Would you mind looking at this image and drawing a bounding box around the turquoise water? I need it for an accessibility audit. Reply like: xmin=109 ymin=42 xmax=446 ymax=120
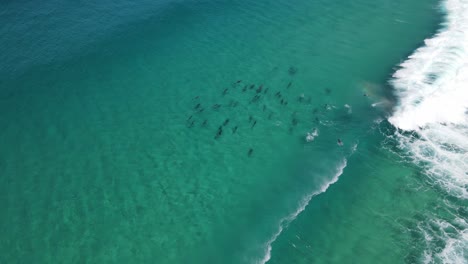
xmin=2 ymin=0 xmax=465 ymax=263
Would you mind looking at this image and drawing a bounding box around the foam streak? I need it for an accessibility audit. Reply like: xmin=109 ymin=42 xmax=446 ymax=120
xmin=258 ymin=159 xmax=348 ymax=264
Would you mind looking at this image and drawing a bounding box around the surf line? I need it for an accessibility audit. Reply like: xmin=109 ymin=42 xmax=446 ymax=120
xmin=387 ymin=0 xmax=468 ymax=260
xmin=258 ymin=159 xmax=348 ymax=264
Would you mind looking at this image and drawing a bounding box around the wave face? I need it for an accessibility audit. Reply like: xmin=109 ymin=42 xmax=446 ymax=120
xmin=389 ymin=0 xmax=468 ymax=262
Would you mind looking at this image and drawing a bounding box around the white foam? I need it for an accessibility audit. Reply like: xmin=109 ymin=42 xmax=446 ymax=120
xmin=389 ymin=0 xmax=468 ymax=262
xmin=344 ymin=104 xmax=352 ymax=114
xmin=419 ymin=217 xmax=468 ymax=264
xmin=389 ymin=0 xmax=468 ymax=130
xmin=390 ymin=0 xmax=468 ymax=198
xmin=351 ymin=143 xmax=358 ymax=153
xmin=258 ymin=159 xmax=348 ymax=264
xmin=371 ymin=101 xmax=384 ymax=108
xmin=305 ymin=128 xmax=319 ymax=142
xmin=438 ymin=228 xmax=468 ymax=264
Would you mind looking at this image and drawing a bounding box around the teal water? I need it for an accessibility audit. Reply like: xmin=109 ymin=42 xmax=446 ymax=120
xmin=1 ymin=0 xmax=459 ymax=263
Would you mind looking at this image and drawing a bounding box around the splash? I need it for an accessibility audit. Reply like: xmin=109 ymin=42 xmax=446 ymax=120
xmin=305 ymin=128 xmax=319 ymax=142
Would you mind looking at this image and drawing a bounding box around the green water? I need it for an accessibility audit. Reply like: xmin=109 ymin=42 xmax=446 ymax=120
xmin=0 ymin=0 xmax=445 ymax=263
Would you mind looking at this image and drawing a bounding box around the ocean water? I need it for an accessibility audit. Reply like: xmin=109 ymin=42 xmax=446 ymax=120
xmin=0 ymin=0 xmax=466 ymax=263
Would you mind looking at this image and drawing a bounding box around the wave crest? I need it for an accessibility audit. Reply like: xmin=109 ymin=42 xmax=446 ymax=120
xmin=258 ymin=159 xmax=348 ymax=264
xmin=389 ymin=0 xmax=468 ymax=130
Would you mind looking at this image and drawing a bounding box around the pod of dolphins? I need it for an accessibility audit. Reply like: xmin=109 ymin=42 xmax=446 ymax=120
xmin=185 ymin=66 xmax=343 ymax=157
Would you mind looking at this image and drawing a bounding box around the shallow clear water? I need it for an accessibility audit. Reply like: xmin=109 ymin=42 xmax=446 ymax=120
xmin=2 ymin=0 xmax=464 ymax=263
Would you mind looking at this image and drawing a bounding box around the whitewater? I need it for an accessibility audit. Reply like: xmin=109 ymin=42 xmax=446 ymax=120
xmin=389 ymin=0 xmax=468 ymax=262
xmin=257 ymin=159 xmax=348 ymax=264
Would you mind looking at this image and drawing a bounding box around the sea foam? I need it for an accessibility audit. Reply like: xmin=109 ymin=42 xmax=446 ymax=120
xmin=389 ymin=0 xmax=468 ymax=198
xmin=389 ymin=0 xmax=468 ymax=131
xmin=258 ymin=159 xmax=348 ymax=264
xmin=389 ymin=0 xmax=468 ymax=262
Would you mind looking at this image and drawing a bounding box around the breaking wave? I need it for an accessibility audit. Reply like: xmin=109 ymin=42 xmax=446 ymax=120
xmin=389 ymin=0 xmax=468 ymax=262
xmin=258 ymin=159 xmax=348 ymax=264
